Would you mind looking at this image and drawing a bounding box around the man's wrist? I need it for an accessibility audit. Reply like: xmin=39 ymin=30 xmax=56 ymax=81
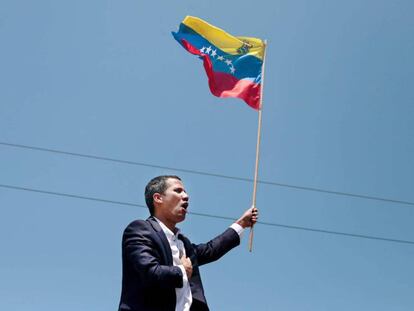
xmin=236 ymin=218 xmax=249 ymax=228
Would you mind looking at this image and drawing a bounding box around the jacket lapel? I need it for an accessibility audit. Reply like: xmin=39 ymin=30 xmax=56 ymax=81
xmin=147 ymin=216 xmax=173 ymax=265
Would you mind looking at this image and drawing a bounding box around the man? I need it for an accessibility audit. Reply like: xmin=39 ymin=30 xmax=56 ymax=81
xmin=118 ymin=175 xmax=258 ymax=311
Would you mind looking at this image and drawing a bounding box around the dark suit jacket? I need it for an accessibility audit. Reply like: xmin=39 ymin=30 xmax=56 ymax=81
xmin=118 ymin=216 xmax=240 ymax=311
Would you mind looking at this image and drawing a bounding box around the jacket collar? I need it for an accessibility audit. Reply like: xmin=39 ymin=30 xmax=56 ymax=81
xmin=147 ymin=216 xmax=162 ymax=232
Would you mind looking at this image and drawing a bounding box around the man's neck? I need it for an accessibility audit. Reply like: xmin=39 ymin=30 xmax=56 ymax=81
xmin=154 ymin=215 xmax=177 ymax=233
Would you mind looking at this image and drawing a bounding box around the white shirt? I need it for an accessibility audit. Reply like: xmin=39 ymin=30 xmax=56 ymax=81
xmin=154 ymin=218 xmax=244 ymax=311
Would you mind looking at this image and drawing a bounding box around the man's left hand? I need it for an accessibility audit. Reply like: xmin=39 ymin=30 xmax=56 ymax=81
xmin=236 ymin=206 xmax=259 ymax=228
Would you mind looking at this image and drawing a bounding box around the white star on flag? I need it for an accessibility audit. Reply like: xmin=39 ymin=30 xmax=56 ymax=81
xmin=217 ymin=55 xmax=224 ymax=61
xmin=205 ymin=46 xmax=212 ymax=54
xmin=200 ymin=47 xmax=206 ymax=53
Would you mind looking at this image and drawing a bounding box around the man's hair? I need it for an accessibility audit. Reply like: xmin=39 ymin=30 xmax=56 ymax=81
xmin=144 ymin=175 xmax=182 ymax=215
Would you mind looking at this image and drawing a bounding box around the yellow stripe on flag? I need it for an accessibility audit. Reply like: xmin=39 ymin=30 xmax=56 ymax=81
xmin=182 ymin=16 xmax=265 ymax=60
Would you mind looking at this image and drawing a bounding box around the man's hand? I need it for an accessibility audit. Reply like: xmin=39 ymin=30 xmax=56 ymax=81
xmin=236 ymin=206 xmax=259 ymax=228
xmin=180 ymin=255 xmax=193 ymax=279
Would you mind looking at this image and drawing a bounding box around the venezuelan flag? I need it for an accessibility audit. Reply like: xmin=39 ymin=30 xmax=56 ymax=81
xmin=172 ymin=16 xmax=265 ymax=110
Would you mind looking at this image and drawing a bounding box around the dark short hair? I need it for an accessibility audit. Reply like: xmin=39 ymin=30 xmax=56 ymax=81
xmin=144 ymin=175 xmax=182 ymax=215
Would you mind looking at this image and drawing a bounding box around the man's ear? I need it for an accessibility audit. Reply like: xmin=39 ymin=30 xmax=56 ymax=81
xmin=153 ymin=193 xmax=162 ymax=205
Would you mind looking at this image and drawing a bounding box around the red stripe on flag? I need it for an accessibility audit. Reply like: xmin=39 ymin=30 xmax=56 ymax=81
xmin=181 ymin=39 xmax=261 ymax=110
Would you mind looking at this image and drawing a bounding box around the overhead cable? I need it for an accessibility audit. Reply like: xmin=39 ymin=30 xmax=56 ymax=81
xmin=1 ymin=141 xmax=413 ymax=207
xmin=1 ymin=183 xmax=413 ymax=246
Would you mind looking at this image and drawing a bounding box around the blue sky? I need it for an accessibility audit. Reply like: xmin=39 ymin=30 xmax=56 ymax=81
xmin=1 ymin=1 xmax=414 ymax=310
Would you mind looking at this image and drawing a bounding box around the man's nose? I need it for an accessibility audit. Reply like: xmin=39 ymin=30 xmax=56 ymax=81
xmin=182 ymin=192 xmax=189 ymax=201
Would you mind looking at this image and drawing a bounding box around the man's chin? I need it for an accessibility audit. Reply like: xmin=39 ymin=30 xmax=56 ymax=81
xmin=176 ymin=214 xmax=186 ymax=223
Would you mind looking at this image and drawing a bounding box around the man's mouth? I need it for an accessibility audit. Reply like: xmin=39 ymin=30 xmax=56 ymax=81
xmin=181 ymin=202 xmax=189 ymax=209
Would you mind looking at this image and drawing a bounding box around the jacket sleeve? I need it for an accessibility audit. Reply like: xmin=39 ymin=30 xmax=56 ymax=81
xmin=123 ymin=220 xmax=183 ymax=288
xmin=194 ymin=227 xmax=240 ymax=266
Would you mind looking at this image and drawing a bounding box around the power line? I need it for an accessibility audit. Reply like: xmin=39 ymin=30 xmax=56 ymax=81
xmin=0 ymin=183 xmax=140 ymax=208
xmin=1 ymin=183 xmax=413 ymax=246
xmin=1 ymin=141 xmax=414 ymax=207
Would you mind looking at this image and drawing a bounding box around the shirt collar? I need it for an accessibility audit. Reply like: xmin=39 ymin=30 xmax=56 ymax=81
xmin=154 ymin=217 xmax=181 ymax=242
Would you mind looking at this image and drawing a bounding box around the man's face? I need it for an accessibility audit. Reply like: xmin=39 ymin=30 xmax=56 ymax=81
xmin=155 ymin=178 xmax=189 ymax=227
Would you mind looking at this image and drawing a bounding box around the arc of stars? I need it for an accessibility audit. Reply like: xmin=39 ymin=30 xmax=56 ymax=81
xmin=199 ymin=45 xmax=236 ymax=75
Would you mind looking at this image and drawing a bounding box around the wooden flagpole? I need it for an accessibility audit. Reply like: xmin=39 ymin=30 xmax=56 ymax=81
xmin=249 ymin=39 xmax=267 ymax=252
